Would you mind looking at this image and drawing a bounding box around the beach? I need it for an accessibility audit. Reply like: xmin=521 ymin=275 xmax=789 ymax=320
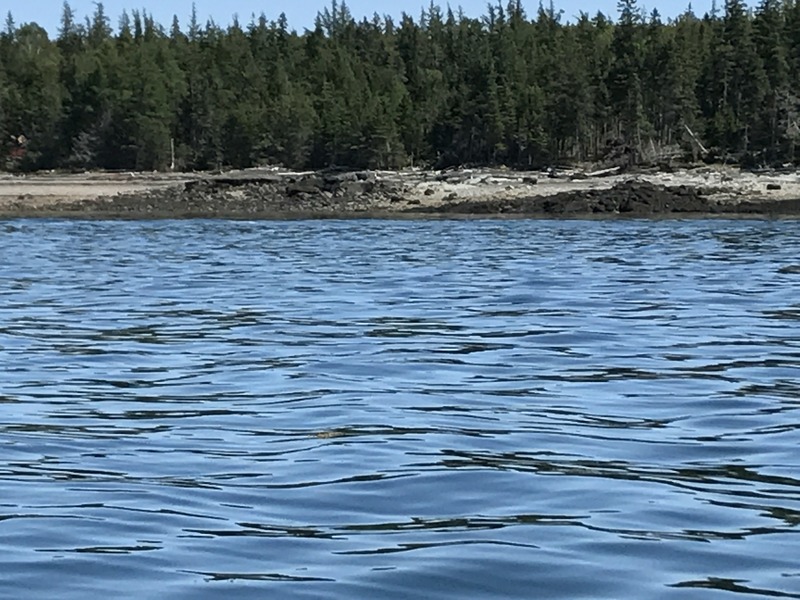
xmin=2 ymin=166 xmax=800 ymax=218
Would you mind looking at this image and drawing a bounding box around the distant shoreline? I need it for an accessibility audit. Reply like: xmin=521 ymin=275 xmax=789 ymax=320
xmin=2 ymin=166 xmax=800 ymax=219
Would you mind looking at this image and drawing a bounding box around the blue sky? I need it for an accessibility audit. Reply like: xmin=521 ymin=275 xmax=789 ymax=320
xmin=10 ymin=0 xmax=713 ymax=35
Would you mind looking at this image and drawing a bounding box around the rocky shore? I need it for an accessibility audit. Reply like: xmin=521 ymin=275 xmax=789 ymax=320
xmin=2 ymin=166 xmax=800 ymax=219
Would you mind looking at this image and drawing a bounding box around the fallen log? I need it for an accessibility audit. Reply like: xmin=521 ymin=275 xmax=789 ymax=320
xmin=684 ymin=124 xmax=709 ymax=155
xmin=586 ymin=166 xmax=621 ymax=178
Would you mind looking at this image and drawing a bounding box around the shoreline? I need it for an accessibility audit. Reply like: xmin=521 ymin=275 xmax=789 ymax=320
xmin=2 ymin=166 xmax=800 ymax=219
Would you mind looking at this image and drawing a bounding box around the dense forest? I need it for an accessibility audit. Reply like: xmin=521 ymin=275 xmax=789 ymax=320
xmin=1 ymin=0 xmax=799 ymax=172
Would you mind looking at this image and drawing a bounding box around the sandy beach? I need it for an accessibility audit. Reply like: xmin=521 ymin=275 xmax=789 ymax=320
xmin=0 ymin=171 xmax=199 ymax=210
xmin=2 ymin=166 xmax=800 ymax=218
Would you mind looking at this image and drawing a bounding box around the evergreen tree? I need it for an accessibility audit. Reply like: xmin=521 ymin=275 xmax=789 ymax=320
xmin=3 ymin=1 xmax=800 ymax=171
xmin=753 ymin=0 xmax=789 ymax=160
xmin=3 ymin=23 xmax=63 ymax=169
xmin=704 ymin=0 xmax=766 ymax=156
xmin=670 ymin=9 xmax=704 ymax=154
xmin=608 ymin=0 xmax=646 ymax=157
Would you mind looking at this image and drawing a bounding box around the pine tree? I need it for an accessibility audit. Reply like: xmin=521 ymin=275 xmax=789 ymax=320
xmin=608 ymin=0 xmax=646 ymax=160
xmin=3 ymin=23 xmax=63 ymax=169
xmin=704 ymin=0 xmax=767 ymax=157
xmin=669 ymin=9 xmax=703 ymax=157
xmin=2 ymin=0 xmax=800 ymax=171
xmin=753 ymin=0 xmax=789 ymax=160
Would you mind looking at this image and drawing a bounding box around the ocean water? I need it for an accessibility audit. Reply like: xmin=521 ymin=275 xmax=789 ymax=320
xmin=1 ymin=218 xmax=799 ymax=599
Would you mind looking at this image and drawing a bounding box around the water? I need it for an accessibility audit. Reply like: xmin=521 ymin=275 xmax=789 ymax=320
xmin=1 ymin=218 xmax=799 ymax=599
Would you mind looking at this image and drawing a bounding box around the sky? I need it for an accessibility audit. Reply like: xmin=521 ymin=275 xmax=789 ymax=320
xmin=8 ymin=0 xmax=715 ymax=35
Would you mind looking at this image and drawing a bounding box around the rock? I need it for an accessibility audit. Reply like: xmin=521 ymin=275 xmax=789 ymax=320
xmin=10 ymin=166 xmax=800 ymax=219
xmin=409 ymin=179 xmax=714 ymax=216
xmin=285 ymin=184 xmax=314 ymax=196
xmin=324 ymin=172 xmax=358 ymax=184
xmin=340 ymin=182 xmax=367 ymax=196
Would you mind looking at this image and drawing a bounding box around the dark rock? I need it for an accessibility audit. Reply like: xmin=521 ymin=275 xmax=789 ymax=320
xmin=767 ymin=183 xmax=782 ymax=190
xmin=324 ymin=172 xmax=358 ymax=185
xmin=285 ymin=184 xmax=314 ymax=196
xmin=14 ymin=169 xmax=800 ymax=219
xmin=413 ymin=179 xmax=716 ymax=217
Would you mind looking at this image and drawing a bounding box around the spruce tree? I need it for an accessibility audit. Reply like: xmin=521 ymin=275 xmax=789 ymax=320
xmin=608 ymin=0 xmax=646 ymax=160
xmin=753 ymin=0 xmax=789 ymax=160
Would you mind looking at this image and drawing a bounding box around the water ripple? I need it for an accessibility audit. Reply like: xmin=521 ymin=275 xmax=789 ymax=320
xmin=1 ymin=218 xmax=799 ymax=599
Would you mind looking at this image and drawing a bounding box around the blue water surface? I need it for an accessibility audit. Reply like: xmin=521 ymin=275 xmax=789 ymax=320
xmin=1 ymin=218 xmax=799 ymax=599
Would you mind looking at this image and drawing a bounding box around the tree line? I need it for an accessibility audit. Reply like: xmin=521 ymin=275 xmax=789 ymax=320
xmin=1 ymin=0 xmax=799 ymax=172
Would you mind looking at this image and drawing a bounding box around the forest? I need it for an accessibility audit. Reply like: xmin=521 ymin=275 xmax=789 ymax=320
xmin=1 ymin=0 xmax=799 ymax=172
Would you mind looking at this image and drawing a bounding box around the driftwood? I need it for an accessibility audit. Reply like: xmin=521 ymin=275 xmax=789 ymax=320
xmin=684 ymin=124 xmax=709 ymax=155
xmin=585 ymin=166 xmax=621 ymax=178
